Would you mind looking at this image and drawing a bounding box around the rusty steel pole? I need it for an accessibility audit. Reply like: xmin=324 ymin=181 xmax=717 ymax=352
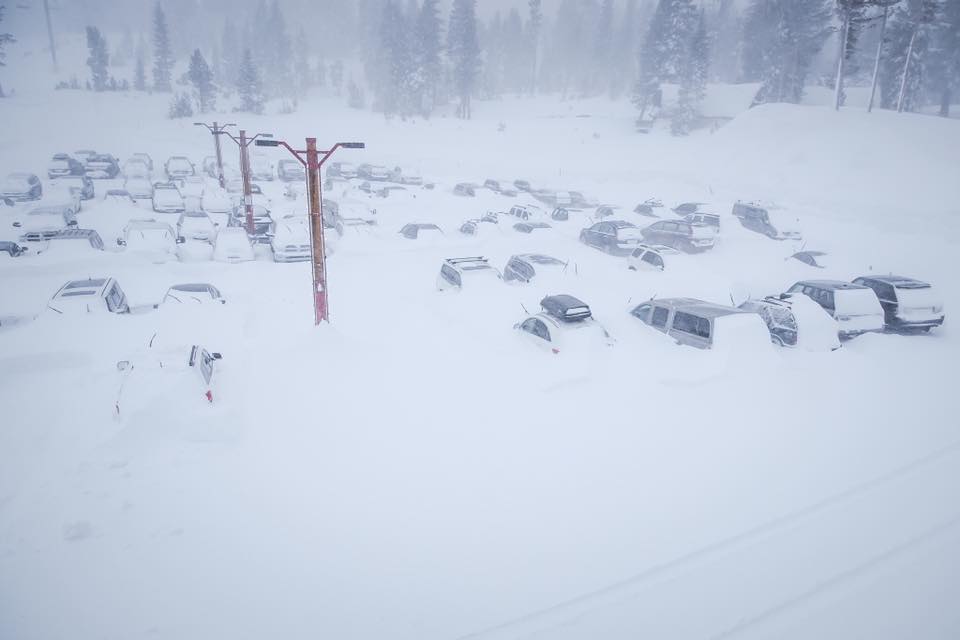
xmin=213 ymin=121 xmax=226 ymax=189
xmin=239 ymin=129 xmax=255 ymax=235
xmin=305 ymin=138 xmax=328 ymax=324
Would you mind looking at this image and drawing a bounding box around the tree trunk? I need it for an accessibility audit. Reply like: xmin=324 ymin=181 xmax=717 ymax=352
xmin=834 ymin=15 xmax=850 ymax=111
xmin=867 ymin=6 xmax=888 ymax=113
xmin=897 ymin=28 xmax=918 ymax=113
xmin=940 ymin=86 xmax=952 ymax=117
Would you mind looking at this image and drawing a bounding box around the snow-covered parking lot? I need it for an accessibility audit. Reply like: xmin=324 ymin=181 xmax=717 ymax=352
xmin=1 ymin=89 xmax=959 ymax=640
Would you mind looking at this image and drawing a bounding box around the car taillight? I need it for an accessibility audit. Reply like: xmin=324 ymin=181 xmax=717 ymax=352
xmin=551 ymin=348 xmax=560 ymax=354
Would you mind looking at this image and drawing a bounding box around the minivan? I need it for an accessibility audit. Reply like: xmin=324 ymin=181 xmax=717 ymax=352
xmin=629 ymin=297 xmax=770 ymax=350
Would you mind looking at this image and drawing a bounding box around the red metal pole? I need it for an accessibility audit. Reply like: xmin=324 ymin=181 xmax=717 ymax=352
xmin=306 ymin=138 xmax=328 ymax=324
xmin=239 ymin=129 xmax=255 ymax=235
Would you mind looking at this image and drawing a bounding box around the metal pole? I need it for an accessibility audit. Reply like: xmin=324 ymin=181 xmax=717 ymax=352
xmin=306 ymin=138 xmax=328 ymax=324
xmin=43 ymin=0 xmax=58 ymax=71
xmin=213 ymin=121 xmax=226 ymax=189
xmin=239 ymin=129 xmax=255 ymax=235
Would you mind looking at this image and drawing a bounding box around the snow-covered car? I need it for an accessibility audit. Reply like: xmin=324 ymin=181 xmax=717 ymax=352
xmin=12 ymin=203 xmax=78 ymax=241
xmin=47 ymin=155 xmax=85 ymax=179
xmin=335 ymin=199 xmax=378 ymax=226
xmin=271 ymin=220 xmax=312 ymax=262
xmin=104 ymin=189 xmax=135 ymax=204
xmin=399 ymin=223 xmax=443 ymax=240
xmin=84 ymin=153 xmax=120 ymax=179
xmin=483 ymin=178 xmax=518 ymax=196
xmin=739 ymin=293 xmax=840 ymax=350
xmin=389 ymin=166 xmax=423 ymax=185
xmin=117 ymin=219 xmax=182 ymax=260
xmin=513 ymin=179 xmax=533 ymax=192
xmin=130 ymin=152 xmax=154 ymax=171
xmin=277 ymin=158 xmax=306 ymax=182
xmin=45 ymin=181 xmax=83 ymax=214
xmin=627 ymin=246 xmax=665 ymax=271
xmin=165 ymin=156 xmax=196 ymax=180
xmin=732 ymin=201 xmax=801 ymax=240
xmin=213 ymin=227 xmax=255 ymax=263
xmin=358 ymin=164 xmax=390 ymax=181
xmin=503 ymin=254 xmax=568 ymax=283
xmin=629 ymin=297 xmax=771 ymax=350
xmin=508 ymin=204 xmax=546 ymax=221
xmin=515 ymin=295 xmax=613 ymax=354
xmin=635 ymin=198 xmax=664 ymax=216
xmin=47 ymin=277 xmax=129 ymax=315
xmin=229 ymin=204 xmax=274 ymax=243
xmin=326 ymin=162 xmax=357 ymax=179
xmin=672 ymin=201 xmax=707 ymax=215
xmin=1 ymin=172 xmax=42 ymax=202
xmin=641 ymin=219 xmax=716 ymax=253
xmin=39 ymin=228 xmax=105 ymax=253
xmin=579 ymin=220 xmax=645 ymax=255
xmin=177 ymin=211 xmax=217 ymax=242
xmin=786 ymin=280 xmax=884 ymax=338
xmin=249 ymin=154 xmax=275 ymax=181
xmin=73 ymin=149 xmax=97 ymax=164
xmin=436 ymin=256 xmax=502 ymax=291
xmin=201 ymin=189 xmax=233 ymax=214
xmin=161 ymin=283 xmax=226 ymax=305
xmin=125 ymin=177 xmax=153 ymax=200
xmin=179 ymin=175 xmax=206 ymax=199
xmin=513 ymin=222 xmax=551 ymax=234
xmin=453 ymin=182 xmax=477 ymax=197
xmin=152 ymin=185 xmax=186 ymax=213
xmin=685 ymin=212 xmax=720 ymax=229
xmin=54 ymin=175 xmax=95 ymax=201
xmin=532 ymin=189 xmax=573 ymax=207
xmin=852 ymin=275 xmax=945 ymax=332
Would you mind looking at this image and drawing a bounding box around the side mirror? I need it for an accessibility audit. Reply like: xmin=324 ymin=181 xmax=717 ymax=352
xmin=211 ymin=352 xmax=222 ymax=360
xmin=176 ymin=236 xmax=186 ymax=244
xmin=12 ymin=221 xmax=21 ymax=227
xmin=116 ymin=238 xmax=125 ymax=246
xmin=68 ymin=220 xmax=78 ymax=227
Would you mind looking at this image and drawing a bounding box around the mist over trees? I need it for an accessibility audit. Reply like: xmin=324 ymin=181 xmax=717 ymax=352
xmin=8 ymin=0 xmax=960 ymax=122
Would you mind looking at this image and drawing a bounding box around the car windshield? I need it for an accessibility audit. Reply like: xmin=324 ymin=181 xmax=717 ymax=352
xmin=65 ymin=279 xmax=105 ymax=289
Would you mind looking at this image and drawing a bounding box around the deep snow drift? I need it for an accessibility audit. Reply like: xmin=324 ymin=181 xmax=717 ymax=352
xmin=1 ymin=88 xmax=959 ymax=640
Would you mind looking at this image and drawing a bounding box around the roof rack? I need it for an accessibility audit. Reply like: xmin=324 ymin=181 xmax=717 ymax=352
xmin=540 ymin=294 xmax=592 ymax=322
xmin=446 ymin=256 xmax=488 ymax=265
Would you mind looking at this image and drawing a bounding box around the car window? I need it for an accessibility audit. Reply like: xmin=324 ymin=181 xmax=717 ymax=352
xmin=651 ymin=306 xmax=669 ymax=328
xmin=533 ymin=320 xmax=551 ymax=342
xmin=642 ymin=252 xmax=663 ymax=267
xmin=441 ymin=264 xmax=461 ymax=286
xmin=877 ymin=282 xmax=896 ymax=302
xmin=631 ymin=303 xmax=652 ymax=321
xmin=673 ymin=311 xmax=710 ymax=338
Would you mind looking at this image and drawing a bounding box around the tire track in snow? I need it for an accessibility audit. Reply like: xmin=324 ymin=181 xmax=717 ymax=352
xmin=455 ymin=438 xmax=960 ymax=640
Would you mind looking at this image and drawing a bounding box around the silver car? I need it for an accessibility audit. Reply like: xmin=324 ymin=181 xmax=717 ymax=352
xmin=629 ymin=297 xmax=768 ymax=350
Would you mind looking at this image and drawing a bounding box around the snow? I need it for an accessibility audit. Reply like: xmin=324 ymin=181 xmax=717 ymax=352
xmin=1 ymin=85 xmax=959 ymax=640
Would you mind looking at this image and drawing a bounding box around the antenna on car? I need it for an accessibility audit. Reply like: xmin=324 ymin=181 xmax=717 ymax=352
xmin=520 ymin=302 xmax=529 ymax=314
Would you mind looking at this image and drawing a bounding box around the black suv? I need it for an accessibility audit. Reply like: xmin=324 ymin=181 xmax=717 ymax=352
xmin=641 ymin=220 xmax=716 ymax=253
xmin=851 ymin=275 xmax=944 ymax=332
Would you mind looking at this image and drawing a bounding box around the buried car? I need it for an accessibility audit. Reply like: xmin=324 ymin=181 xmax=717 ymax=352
xmin=787 ymin=280 xmax=884 ymax=338
xmin=271 ymin=220 xmax=313 ymax=262
xmin=503 ymin=253 xmax=569 ymax=284
xmin=641 ymin=219 xmax=716 ymax=253
xmin=732 ymin=201 xmax=801 ymax=240
xmin=437 ymin=256 xmax=503 ymax=291
xmin=177 ymin=210 xmax=217 ymax=242
xmin=515 ymin=295 xmax=613 ymax=354
xmin=213 ymin=227 xmax=256 ymax=263
xmin=629 ymin=297 xmax=771 ymax=350
xmin=399 ymin=223 xmax=443 ymax=240
xmin=117 ymin=219 xmax=182 ymax=260
xmin=739 ymin=293 xmax=840 ymax=350
xmin=579 ymin=220 xmax=645 ymax=255
xmin=13 ymin=204 xmax=78 ymax=242
xmin=1 ymin=173 xmax=43 ymax=203
xmin=627 ymin=245 xmax=665 ymax=271
xmin=852 ymin=275 xmax=945 ymax=332
xmin=152 ymin=184 xmax=186 ymax=213
xmin=161 ymin=283 xmax=226 ymax=305
xmin=47 ymin=277 xmax=130 ymax=315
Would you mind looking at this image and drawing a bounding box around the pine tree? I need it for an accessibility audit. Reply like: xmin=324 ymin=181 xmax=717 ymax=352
xmin=331 ymin=59 xmax=344 ymax=96
xmin=928 ymin=0 xmax=960 ymax=115
xmin=610 ymin=0 xmax=640 ymax=99
xmin=236 ymin=48 xmax=265 ymax=114
xmin=152 ymin=2 xmax=174 ymax=92
xmin=634 ymin=0 xmax=698 ymax=121
xmin=742 ymin=0 xmax=832 ymax=106
xmin=134 ymin=53 xmax=147 ymax=91
xmin=294 ymin=28 xmax=312 ymax=98
xmin=879 ymin=0 xmax=939 ymax=112
xmin=528 ymin=0 xmax=543 ymax=94
xmin=188 ymin=49 xmax=215 ymax=112
xmin=265 ymin=1 xmax=294 ymax=99
xmin=86 ymin=26 xmax=110 ymax=91
xmin=376 ymin=1 xmax=417 ymax=116
xmin=414 ymin=0 xmax=443 ymax=112
xmin=168 ymin=92 xmax=194 ymax=119
xmin=0 ymin=3 xmax=14 ymax=97
xmin=591 ymin=0 xmax=615 ymax=96
xmin=448 ymin=0 xmax=481 ymax=119
xmin=672 ymin=10 xmax=709 ymax=135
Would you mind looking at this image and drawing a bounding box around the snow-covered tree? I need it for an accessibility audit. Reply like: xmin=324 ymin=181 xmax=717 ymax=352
xmin=742 ymin=0 xmax=832 ymax=106
xmin=672 ymin=10 xmax=709 ymax=135
xmin=448 ymin=0 xmax=481 ymax=119
xmin=236 ymin=48 xmax=265 ymax=114
xmin=528 ymin=0 xmax=543 ymax=94
xmin=0 ymin=3 xmax=13 ymax=97
xmin=168 ymin=92 xmax=193 ymax=118
xmin=635 ymin=0 xmax=698 ymax=120
xmin=879 ymin=0 xmax=940 ymax=112
xmin=85 ymin=26 xmax=110 ymax=92
xmin=293 ymin=28 xmax=312 ymax=98
xmin=220 ymin=19 xmax=240 ymax=89
xmin=188 ymin=49 xmax=215 ymax=112
xmin=928 ymin=0 xmax=960 ymax=115
xmin=610 ymin=0 xmax=641 ymax=98
xmin=152 ymin=2 xmax=174 ymax=92
xmin=376 ymin=0 xmax=418 ymax=116
xmin=414 ymin=0 xmax=444 ymax=112
xmin=591 ymin=0 xmax=615 ymax=96
xmin=264 ymin=1 xmax=294 ymax=99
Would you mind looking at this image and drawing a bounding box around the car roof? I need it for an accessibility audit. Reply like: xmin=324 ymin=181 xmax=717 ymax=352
xmin=169 ymin=283 xmax=216 ymax=293
xmin=795 ymin=280 xmax=867 ymax=291
xmin=57 ymin=278 xmax=109 ymax=296
xmin=646 ymin=297 xmax=745 ymax=318
xmin=125 ymin=219 xmax=174 ymax=231
xmin=859 ymin=274 xmax=930 ymax=288
xmin=514 ymin=253 xmax=565 ymax=265
xmin=609 ymin=220 xmax=637 ymax=228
